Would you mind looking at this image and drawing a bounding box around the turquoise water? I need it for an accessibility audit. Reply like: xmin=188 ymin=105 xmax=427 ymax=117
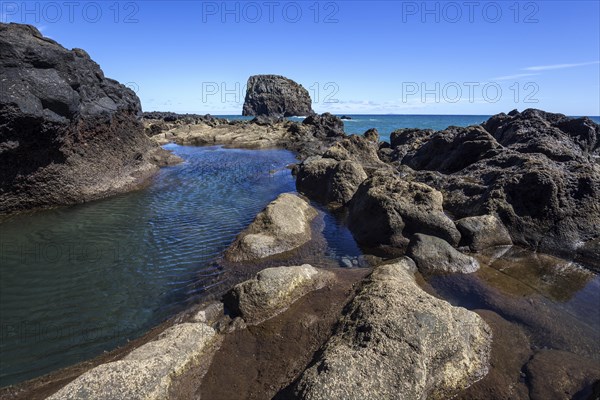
xmin=0 ymin=145 xmax=361 ymax=387
xmin=218 ymin=114 xmax=600 ymax=143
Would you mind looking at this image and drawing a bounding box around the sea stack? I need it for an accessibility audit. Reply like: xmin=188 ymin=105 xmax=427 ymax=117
xmin=0 ymin=23 xmax=175 ymax=214
xmin=242 ymin=74 xmax=314 ymax=117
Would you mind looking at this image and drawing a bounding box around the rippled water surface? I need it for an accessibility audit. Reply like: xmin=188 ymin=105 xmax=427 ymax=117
xmin=0 ymin=144 xmax=361 ymax=387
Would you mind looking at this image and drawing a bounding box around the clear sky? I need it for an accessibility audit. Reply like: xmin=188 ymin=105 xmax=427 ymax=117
xmin=2 ymin=0 xmax=599 ymax=115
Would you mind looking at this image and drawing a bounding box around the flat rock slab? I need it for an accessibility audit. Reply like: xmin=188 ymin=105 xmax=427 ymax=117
xmin=291 ymin=258 xmax=492 ymax=400
xmin=223 ymin=264 xmax=334 ymax=325
xmin=225 ymin=193 xmax=318 ymax=262
xmin=47 ymin=323 xmax=217 ymax=400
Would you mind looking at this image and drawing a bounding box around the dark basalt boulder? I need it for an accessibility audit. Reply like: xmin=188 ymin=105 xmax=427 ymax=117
xmin=402 ymin=126 xmax=500 ymax=174
xmin=242 ymin=74 xmax=314 ymax=117
xmin=295 ymin=157 xmax=367 ymax=206
xmin=391 ymin=109 xmax=600 ymax=269
xmin=295 ymin=133 xmax=385 ymax=206
xmin=347 ymin=170 xmax=461 ymax=251
xmin=363 ymin=128 xmax=379 ymax=143
xmin=322 ymin=134 xmax=385 ymax=169
xmin=483 ymin=108 xmax=599 ymax=162
xmin=0 ymin=23 xmax=174 ymax=214
xmin=388 ymin=127 xmax=435 ymax=162
xmin=301 ymin=112 xmax=345 ymax=138
xmin=143 ymin=112 xmax=228 ymax=126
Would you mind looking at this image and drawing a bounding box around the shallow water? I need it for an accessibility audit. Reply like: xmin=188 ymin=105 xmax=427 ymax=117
xmin=427 ymin=246 xmax=600 ymax=359
xmin=0 ymin=144 xmax=362 ymax=387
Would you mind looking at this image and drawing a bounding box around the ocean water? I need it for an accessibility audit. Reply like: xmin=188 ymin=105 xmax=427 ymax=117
xmin=218 ymin=114 xmax=600 ymax=143
xmin=0 ymin=145 xmax=361 ymax=387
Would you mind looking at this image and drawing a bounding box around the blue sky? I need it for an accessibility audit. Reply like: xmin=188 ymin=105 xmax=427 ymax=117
xmin=2 ymin=0 xmax=599 ymax=115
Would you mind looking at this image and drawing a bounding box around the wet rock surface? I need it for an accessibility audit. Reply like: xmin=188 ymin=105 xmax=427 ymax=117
xmin=456 ymin=215 xmax=513 ymax=252
xmin=242 ymin=75 xmax=313 ymax=117
xmin=428 ymin=249 xmax=600 ymax=361
xmin=455 ymin=310 xmax=531 ymax=400
xmin=0 ymin=23 xmax=175 ymax=214
xmin=224 ymin=193 xmax=318 ymax=262
xmin=289 ymin=258 xmax=492 ymax=400
xmin=2 ymin=31 xmax=598 ymax=399
xmin=524 ymin=350 xmax=600 ymax=400
xmin=407 ymin=233 xmax=480 ymax=275
xmin=199 ymin=268 xmax=369 ymax=400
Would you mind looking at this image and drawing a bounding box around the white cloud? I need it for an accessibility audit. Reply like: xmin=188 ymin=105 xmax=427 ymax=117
xmin=524 ymin=61 xmax=600 ymax=71
xmin=491 ymin=73 xmax=539 ymax=81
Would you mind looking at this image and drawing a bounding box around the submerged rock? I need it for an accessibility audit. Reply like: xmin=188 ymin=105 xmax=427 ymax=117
xmin=0 ymin=23 xmax=174 ymax=214
xmin=224 ymin=193 xmax=318 ymax=262
xmin=291 ymin=258 xmax=492 ymax=400
xmin=347 ymin=171 xmax=461 ymax=250
xmin=456 ymin=215 xmax=513 ymax=252
xmin=407 ymin=233 xmax=480 ymax=275
xmin=223 ymin=264 xmax=334 ymax=325
xmin=242 ymin=74 xmax=313 ymax=117
xmin=524 ymin=350 xmax=600 ymax=400
xmin=455 ymin=310 xmax=531 ymax=400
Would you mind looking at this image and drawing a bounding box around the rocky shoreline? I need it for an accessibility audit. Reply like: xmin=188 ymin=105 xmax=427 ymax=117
xmin=1 ymin=23 xmax=599 ymax=400
xmin=0 ymin=23 xmax=181 ymax=215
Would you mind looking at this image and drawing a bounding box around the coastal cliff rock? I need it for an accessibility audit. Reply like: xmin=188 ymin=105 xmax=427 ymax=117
xmin=291 ymin=258 xmax=492 ymax=400
xmin=224 ymin=193 xmax=318 ymax=262
xmin=242 ymin=75 xmax=314 ymax=117
xmin=223 ymin=265 xmax=334 ymax=325
xmin=0 ymin=23 xmax=175 ymax=214
xmin=392 ymin=109 xmax=600 ymax=269
xmin=347 ymin=171 xmax=461 ymax=250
